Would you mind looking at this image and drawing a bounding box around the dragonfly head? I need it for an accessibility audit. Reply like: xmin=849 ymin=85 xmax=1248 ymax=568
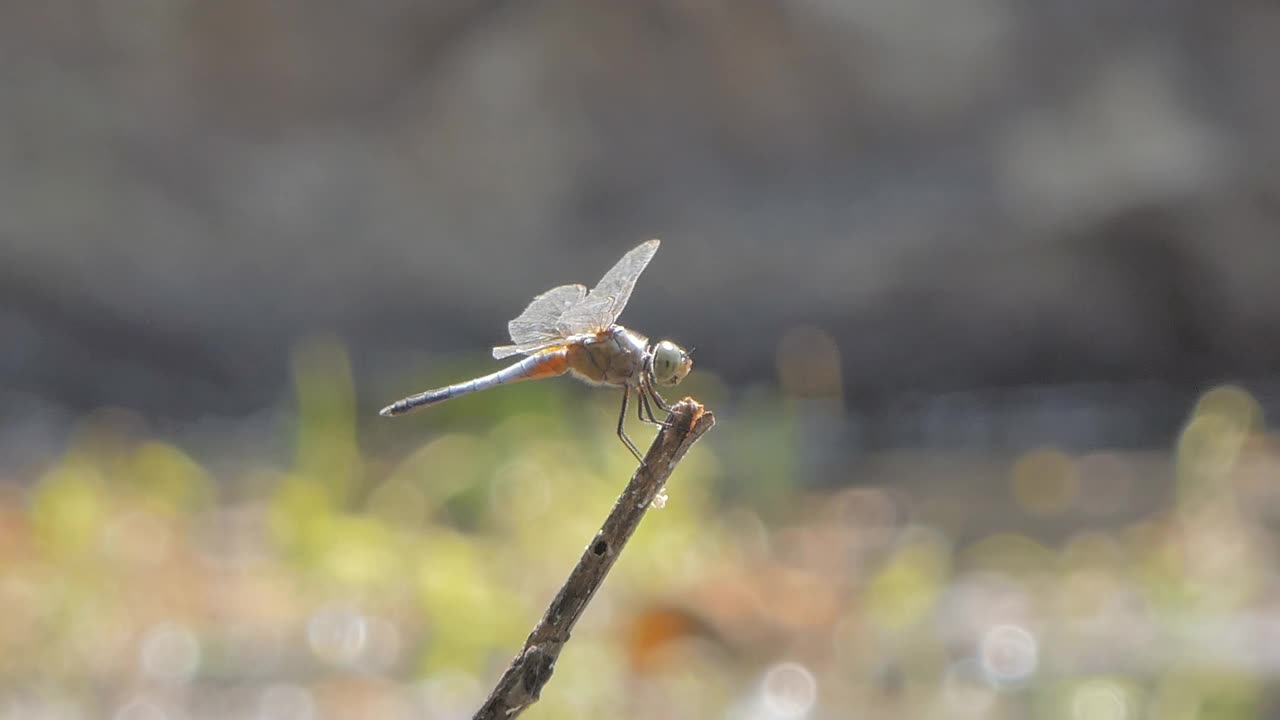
xmin=650 ymin=340 xmax=693 ymax=387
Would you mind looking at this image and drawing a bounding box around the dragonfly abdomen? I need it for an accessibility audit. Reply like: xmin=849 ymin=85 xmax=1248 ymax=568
xmin=378 ymin=347 xmax=570 ymax=417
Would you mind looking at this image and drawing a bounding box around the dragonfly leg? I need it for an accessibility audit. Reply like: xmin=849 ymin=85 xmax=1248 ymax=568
xmin=637 ymin=383 xmax=664 ymax=426
xmin=640 ymin=378 xmax=675 ymax=428
xmin=636 ymin=384 xmax=652 ymax=423
xmin=617 ymin=388 xmax=643 ymax=462
xmin=646 ymin=382 xmax=672 ymax=412
xmin=637 ymin=381 xmax=670 ymax=425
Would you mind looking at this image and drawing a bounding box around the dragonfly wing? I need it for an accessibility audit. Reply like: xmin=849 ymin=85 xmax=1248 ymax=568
xmin=493 ymin=283 xmax=586 ymax=358
xmin=492 ymin=339 xmax=565 ymax=360
xmin=507 ymin=284 xmax=587 ymax=343
xmin=555 ymin=239 xmax=660 ymax=335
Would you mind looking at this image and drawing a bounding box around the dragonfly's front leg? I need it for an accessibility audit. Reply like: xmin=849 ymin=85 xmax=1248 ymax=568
xmin=637 ymin=381 xmax=670 ymax=425
xmin=637 ymin=383 xmax=663 ymax=426
xmin=617 ymin=387 xmax=643 ymax=461
xmin=638 ymin=377 xmax=675 ymax=428
xmin=645 ymin=377 xmax=672 ymax=413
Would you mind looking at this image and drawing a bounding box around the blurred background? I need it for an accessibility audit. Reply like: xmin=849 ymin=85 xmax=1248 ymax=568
xmin=3 ymin=1 xmax=1280 ymax=718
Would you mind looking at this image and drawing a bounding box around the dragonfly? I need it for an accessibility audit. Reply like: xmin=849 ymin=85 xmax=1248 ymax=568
xmin=379 ymin=239 xmax=693 ymax=460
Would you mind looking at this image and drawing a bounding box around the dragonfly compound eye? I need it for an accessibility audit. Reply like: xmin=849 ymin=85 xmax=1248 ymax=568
xmin=652 ymin=340 xmax=693 ymax=386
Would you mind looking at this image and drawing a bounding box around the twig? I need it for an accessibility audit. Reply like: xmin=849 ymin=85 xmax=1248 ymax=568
xmin=471 ymin=398 xmax=716 ymax=720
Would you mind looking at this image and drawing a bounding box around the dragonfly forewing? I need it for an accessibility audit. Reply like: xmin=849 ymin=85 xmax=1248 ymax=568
xmin=554 ymin=239 xmax=659 ymax=335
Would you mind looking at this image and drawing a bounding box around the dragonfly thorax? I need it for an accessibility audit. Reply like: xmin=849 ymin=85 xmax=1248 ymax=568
xmin=565 ymin=325 xmax=650 ymax=387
